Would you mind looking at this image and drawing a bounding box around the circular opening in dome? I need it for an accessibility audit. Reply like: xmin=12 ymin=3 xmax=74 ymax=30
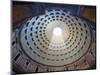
xmin=53 ymin=27 xmax=62 ymax=36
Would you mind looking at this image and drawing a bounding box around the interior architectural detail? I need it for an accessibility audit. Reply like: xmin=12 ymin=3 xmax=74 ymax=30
xmin=12 ymin=1 xmax=96 ymax=74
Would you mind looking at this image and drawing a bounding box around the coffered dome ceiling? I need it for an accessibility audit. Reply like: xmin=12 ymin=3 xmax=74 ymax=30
xmin=20 ymin=9 xmax=91 ymax=66
xmin=12 ymin=8 xmax=96 ymax=74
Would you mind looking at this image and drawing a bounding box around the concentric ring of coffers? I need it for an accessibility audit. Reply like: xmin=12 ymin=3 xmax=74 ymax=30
xmin=20 ymin=9 xmax=91 ymax=66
